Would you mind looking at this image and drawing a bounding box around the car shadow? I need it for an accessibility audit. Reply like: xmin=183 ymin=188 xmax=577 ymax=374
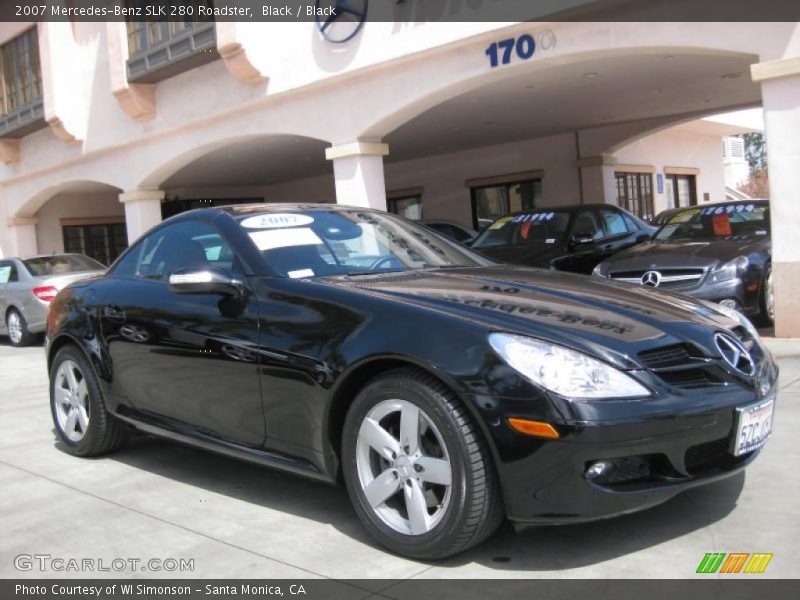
xmin=55 ymin=432 xmax=746 ymax=570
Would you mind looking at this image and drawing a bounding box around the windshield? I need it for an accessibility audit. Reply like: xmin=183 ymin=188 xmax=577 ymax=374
xmin=472 ymin=211 xmax=570 ymax=248
xmin=655 ymin=203 xmax=770 ymax=242
xmin=237 ymin=209 xmax=493 ymax=278
xmin=24 ymin=254 xmax=105 ymax=276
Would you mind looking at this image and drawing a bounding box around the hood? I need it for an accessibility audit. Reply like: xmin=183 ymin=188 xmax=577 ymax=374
xmin=35 ymin=270 xmax=106 ymax=290
xmin=599 ymin=237 xmax=768 ymax=273
xmin=330 ymin=266 xmax=739 ymax=369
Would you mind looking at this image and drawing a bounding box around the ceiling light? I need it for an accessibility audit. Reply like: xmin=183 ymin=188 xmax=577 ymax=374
xmin=583 ymin=72 xmax=598 ymax=79
xmin=721 ymin=72 xmax=743 ymax=79
xmin=703 ymin=99 xmax=713 ymax=104
xmin=649 ymin=88 xmax=662 ymax=95
xmin=663 ymin=55 xmax=674 ymax=60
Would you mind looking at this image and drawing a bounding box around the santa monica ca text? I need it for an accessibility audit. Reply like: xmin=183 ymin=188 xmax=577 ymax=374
xmin=16 ymin=584 xmax=307 ymax=596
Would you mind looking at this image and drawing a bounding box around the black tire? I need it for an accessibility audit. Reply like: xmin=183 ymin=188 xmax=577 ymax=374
xmin=342 ymin=367 xmax=504 ymax=560
xmin=757 ymin=265 xmax=774 ymax=328
xmin=6 ymin=308 xmax=35 ymax=347
xmin=50 ymin=345 xmax=127 ymax=457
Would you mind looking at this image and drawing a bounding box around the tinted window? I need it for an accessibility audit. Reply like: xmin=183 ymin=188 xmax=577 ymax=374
xmin=429 ymin=223 xmax=471 ymax=243
xmin=655 ymin=203 xmax=770 ymax=242
xmin=598 ymin=208 xmax=632 ymax=237
xmin=571 ymin=210 xmax=603 ymax=241
xmin=236 ymin=210 xmax=491 ymax=278
xmin=111 ymin=221 xmax=239 ymax=280
xmin=23 ymin=254 xmax=104 ymax=276
xmin=0 ymin=261 xmax=17 ymax=283
xmin=472 ymin=211 xmax=571 ymax=249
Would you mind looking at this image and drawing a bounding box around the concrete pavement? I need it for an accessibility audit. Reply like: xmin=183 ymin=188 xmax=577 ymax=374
xmin=0 ymin=335 xmax=798 ymax=581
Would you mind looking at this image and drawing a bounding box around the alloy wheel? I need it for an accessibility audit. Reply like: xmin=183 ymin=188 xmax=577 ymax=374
xmin=7 ymin=312 xmax=22 ymax=345
xmin=355 ymin=399 xmax=453 ymax=535
xmin=53 ymin=360 xmax=90 ymax=443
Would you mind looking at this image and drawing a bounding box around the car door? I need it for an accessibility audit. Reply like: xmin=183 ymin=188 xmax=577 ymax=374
xmin=553 ymin=209 xmax=605 ymax=274
xmin=595 ymin=207 xmax=644 ymax=265
xmin=98 ymin=219 xmax=265 ymax=446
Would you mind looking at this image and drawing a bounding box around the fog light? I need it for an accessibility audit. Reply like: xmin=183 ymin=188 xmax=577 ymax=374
xmin=585 ymin=461 xmax=613 ymax=480
xmin=719 ymin=299 xmax=738 ymax=310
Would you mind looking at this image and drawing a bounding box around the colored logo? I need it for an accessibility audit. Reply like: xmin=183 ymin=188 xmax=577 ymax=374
xmin=696 ymin=552 xmax=772 ymax=574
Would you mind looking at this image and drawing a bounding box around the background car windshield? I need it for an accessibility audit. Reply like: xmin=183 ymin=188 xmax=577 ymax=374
xmin=655 ymin=203 xmax=770 ymax=242
xmin=472 ymin=211 xmax=571 ymax=248
xmin=238 ymin=210 xmax=492 ymax=278
xmin=24 ymin=254 xmax=105 ymax=276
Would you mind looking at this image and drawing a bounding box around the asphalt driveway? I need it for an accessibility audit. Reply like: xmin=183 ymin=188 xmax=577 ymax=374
xmin=0 ymin=336 xmax=798 ymax=581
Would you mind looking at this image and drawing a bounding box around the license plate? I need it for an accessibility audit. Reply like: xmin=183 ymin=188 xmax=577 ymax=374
xmin=731 ymin=399 xmax=774 ymax=456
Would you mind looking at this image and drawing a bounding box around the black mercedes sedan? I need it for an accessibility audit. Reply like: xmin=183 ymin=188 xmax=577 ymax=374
xmin=46 ymin=204 xmax=777 ymax=559
xmin=593 ymin=200 xmax=772 ymax=325
xmin=471 ymin=204 xmax=655 ymax=274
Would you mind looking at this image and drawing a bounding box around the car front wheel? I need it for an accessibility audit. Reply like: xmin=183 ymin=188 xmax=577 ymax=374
xmin=342 ymin=368 xmax=504 ymax=559
xmin=50 ymin=345 xmax=127 ymax=456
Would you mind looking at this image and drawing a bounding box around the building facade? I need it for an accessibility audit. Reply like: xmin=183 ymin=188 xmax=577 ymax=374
xmin=1 ymin=7 xmax=799 ymax=334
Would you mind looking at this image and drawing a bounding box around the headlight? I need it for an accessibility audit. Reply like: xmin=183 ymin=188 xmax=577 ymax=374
xmin=712 ymin=301 xmax=761 ymax=342
xmin=591 ymin=264 xmax=605 ymax=277
xmin=488 ymin=333 xmax=651 ymax=400
xmin=710 ymin=256 xmax=748 ymax=283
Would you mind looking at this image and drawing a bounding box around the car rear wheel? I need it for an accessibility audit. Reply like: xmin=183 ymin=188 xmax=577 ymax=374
xmin=50 ymin=345 xmax=127 ymax=456
xmin=342 ymin=368 xmax=504 ymax=559
xmin=6 ymin=309 xmax=34 ymax=347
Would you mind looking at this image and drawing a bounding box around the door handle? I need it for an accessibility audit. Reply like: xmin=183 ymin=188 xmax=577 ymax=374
xmin=104 ymin=305 xmax=126 ymax=322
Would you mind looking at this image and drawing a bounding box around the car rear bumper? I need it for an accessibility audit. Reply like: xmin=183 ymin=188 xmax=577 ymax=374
xmin=493 ymin=389 xmax=775 ymax=525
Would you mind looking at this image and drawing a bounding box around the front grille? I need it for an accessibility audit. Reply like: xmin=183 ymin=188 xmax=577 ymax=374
xmin=638 ymin=344 xmax=693 ymax=369
xmin=610 ymin=268 xmax=705 ymax=291
xmin=658 ymin=367 xmax=725 ymax=389
xmin=683 ymin=435 xmax=753 ymax=475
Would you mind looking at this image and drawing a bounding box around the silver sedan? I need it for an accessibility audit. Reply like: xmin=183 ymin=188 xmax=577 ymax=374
xmin=0 ymin=254 xmax=106 ymax=347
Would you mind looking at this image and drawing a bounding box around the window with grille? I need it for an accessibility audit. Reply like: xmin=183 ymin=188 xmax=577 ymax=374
xmin=615 ymin=172 xmax=654 ymax=222
xmin=63 ymin=223 xmax=129 ymax=267
xmin=0 ymin=28 xmax=43 ymax=117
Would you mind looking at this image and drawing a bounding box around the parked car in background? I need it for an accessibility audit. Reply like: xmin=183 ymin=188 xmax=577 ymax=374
xmin=593 ymin=200 xmax=772 ymax=325
xmin=650 ymin=207 xmax=684 ymax=226
xmin=0 ymin=254 xmax=105 ymax=346
xmin=422 ymin=219 xmax=478 ymax=245
xmin=46 ymin=204 xmax=776 ymax=559
xmin=471 ymin=204 xmax=655 ymax=274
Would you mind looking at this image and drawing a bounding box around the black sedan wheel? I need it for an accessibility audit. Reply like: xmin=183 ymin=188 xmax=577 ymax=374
xmin=50 ymin=346 xmax=127 ymax=456
xmin=342 ymin=368 xmax=504 ymax=559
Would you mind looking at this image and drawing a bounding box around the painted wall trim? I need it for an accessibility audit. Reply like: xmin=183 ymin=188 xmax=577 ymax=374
xmin=615 ymin=164 xmax=657 ymax=174
xmin=664 ymin=166 xmax=701 ymax=176
xmin=325 ymin=142 xmax=390 ymax=160
xmin=751 ymin=56 xmax=800 ymax=83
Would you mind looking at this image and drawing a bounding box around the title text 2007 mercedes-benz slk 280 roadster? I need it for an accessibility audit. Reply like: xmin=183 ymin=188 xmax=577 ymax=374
xmin=46 ymin=204 xmax=777 ymax=559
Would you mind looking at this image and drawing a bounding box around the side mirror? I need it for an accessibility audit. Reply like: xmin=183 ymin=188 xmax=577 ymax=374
xmin=169 ymin=267 xmax=243 ymax=297
xmin=570 ymin=232 xmax=595 ymax=246
xmin=636 ymin=233 xmax=654 ymax=244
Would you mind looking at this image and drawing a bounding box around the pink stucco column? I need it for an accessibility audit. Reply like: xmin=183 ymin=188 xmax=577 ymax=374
xmin=5 ymin=218 xmax=38 ymax=257
xmin=753 ymin=57 xmax=800 ymax=337
xmin=326 ymin=142 xmax=389 ymax=211
xmin=119 ymin=190 xmax=164 ymax=244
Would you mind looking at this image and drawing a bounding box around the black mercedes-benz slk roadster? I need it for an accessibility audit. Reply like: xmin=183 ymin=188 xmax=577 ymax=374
xmin=46 ymin=204 xmax=778 ymax=559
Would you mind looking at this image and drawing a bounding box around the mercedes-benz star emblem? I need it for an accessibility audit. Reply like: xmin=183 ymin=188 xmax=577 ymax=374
xmin=316 ymin=0 xmax=369 ymax=44
xmin=641 ymin=270 xmax=661 ymax=287
xmin=714 ymin=332 xmax=756 ymax=377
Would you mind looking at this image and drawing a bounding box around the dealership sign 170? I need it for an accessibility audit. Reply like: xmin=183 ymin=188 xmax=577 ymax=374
xmin=485 ymin=30 xmax=556 ymax=68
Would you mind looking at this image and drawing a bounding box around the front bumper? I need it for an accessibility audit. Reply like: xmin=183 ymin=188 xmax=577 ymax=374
xmin=680 ymin=277 xmax=760 ymax=316
xmin=491 ymin=384 xmax=776 ymax=525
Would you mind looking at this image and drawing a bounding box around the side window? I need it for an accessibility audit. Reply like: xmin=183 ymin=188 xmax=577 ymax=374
xmin=111 ymin=221 xmax=239 ymax=281
xmin=0 ymin=262 xmax=17 ymax=284
xmin=571 ymin=210 xmax=603 ymax=241
xmin=598 ymin=208 xmax=632 ymax=237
